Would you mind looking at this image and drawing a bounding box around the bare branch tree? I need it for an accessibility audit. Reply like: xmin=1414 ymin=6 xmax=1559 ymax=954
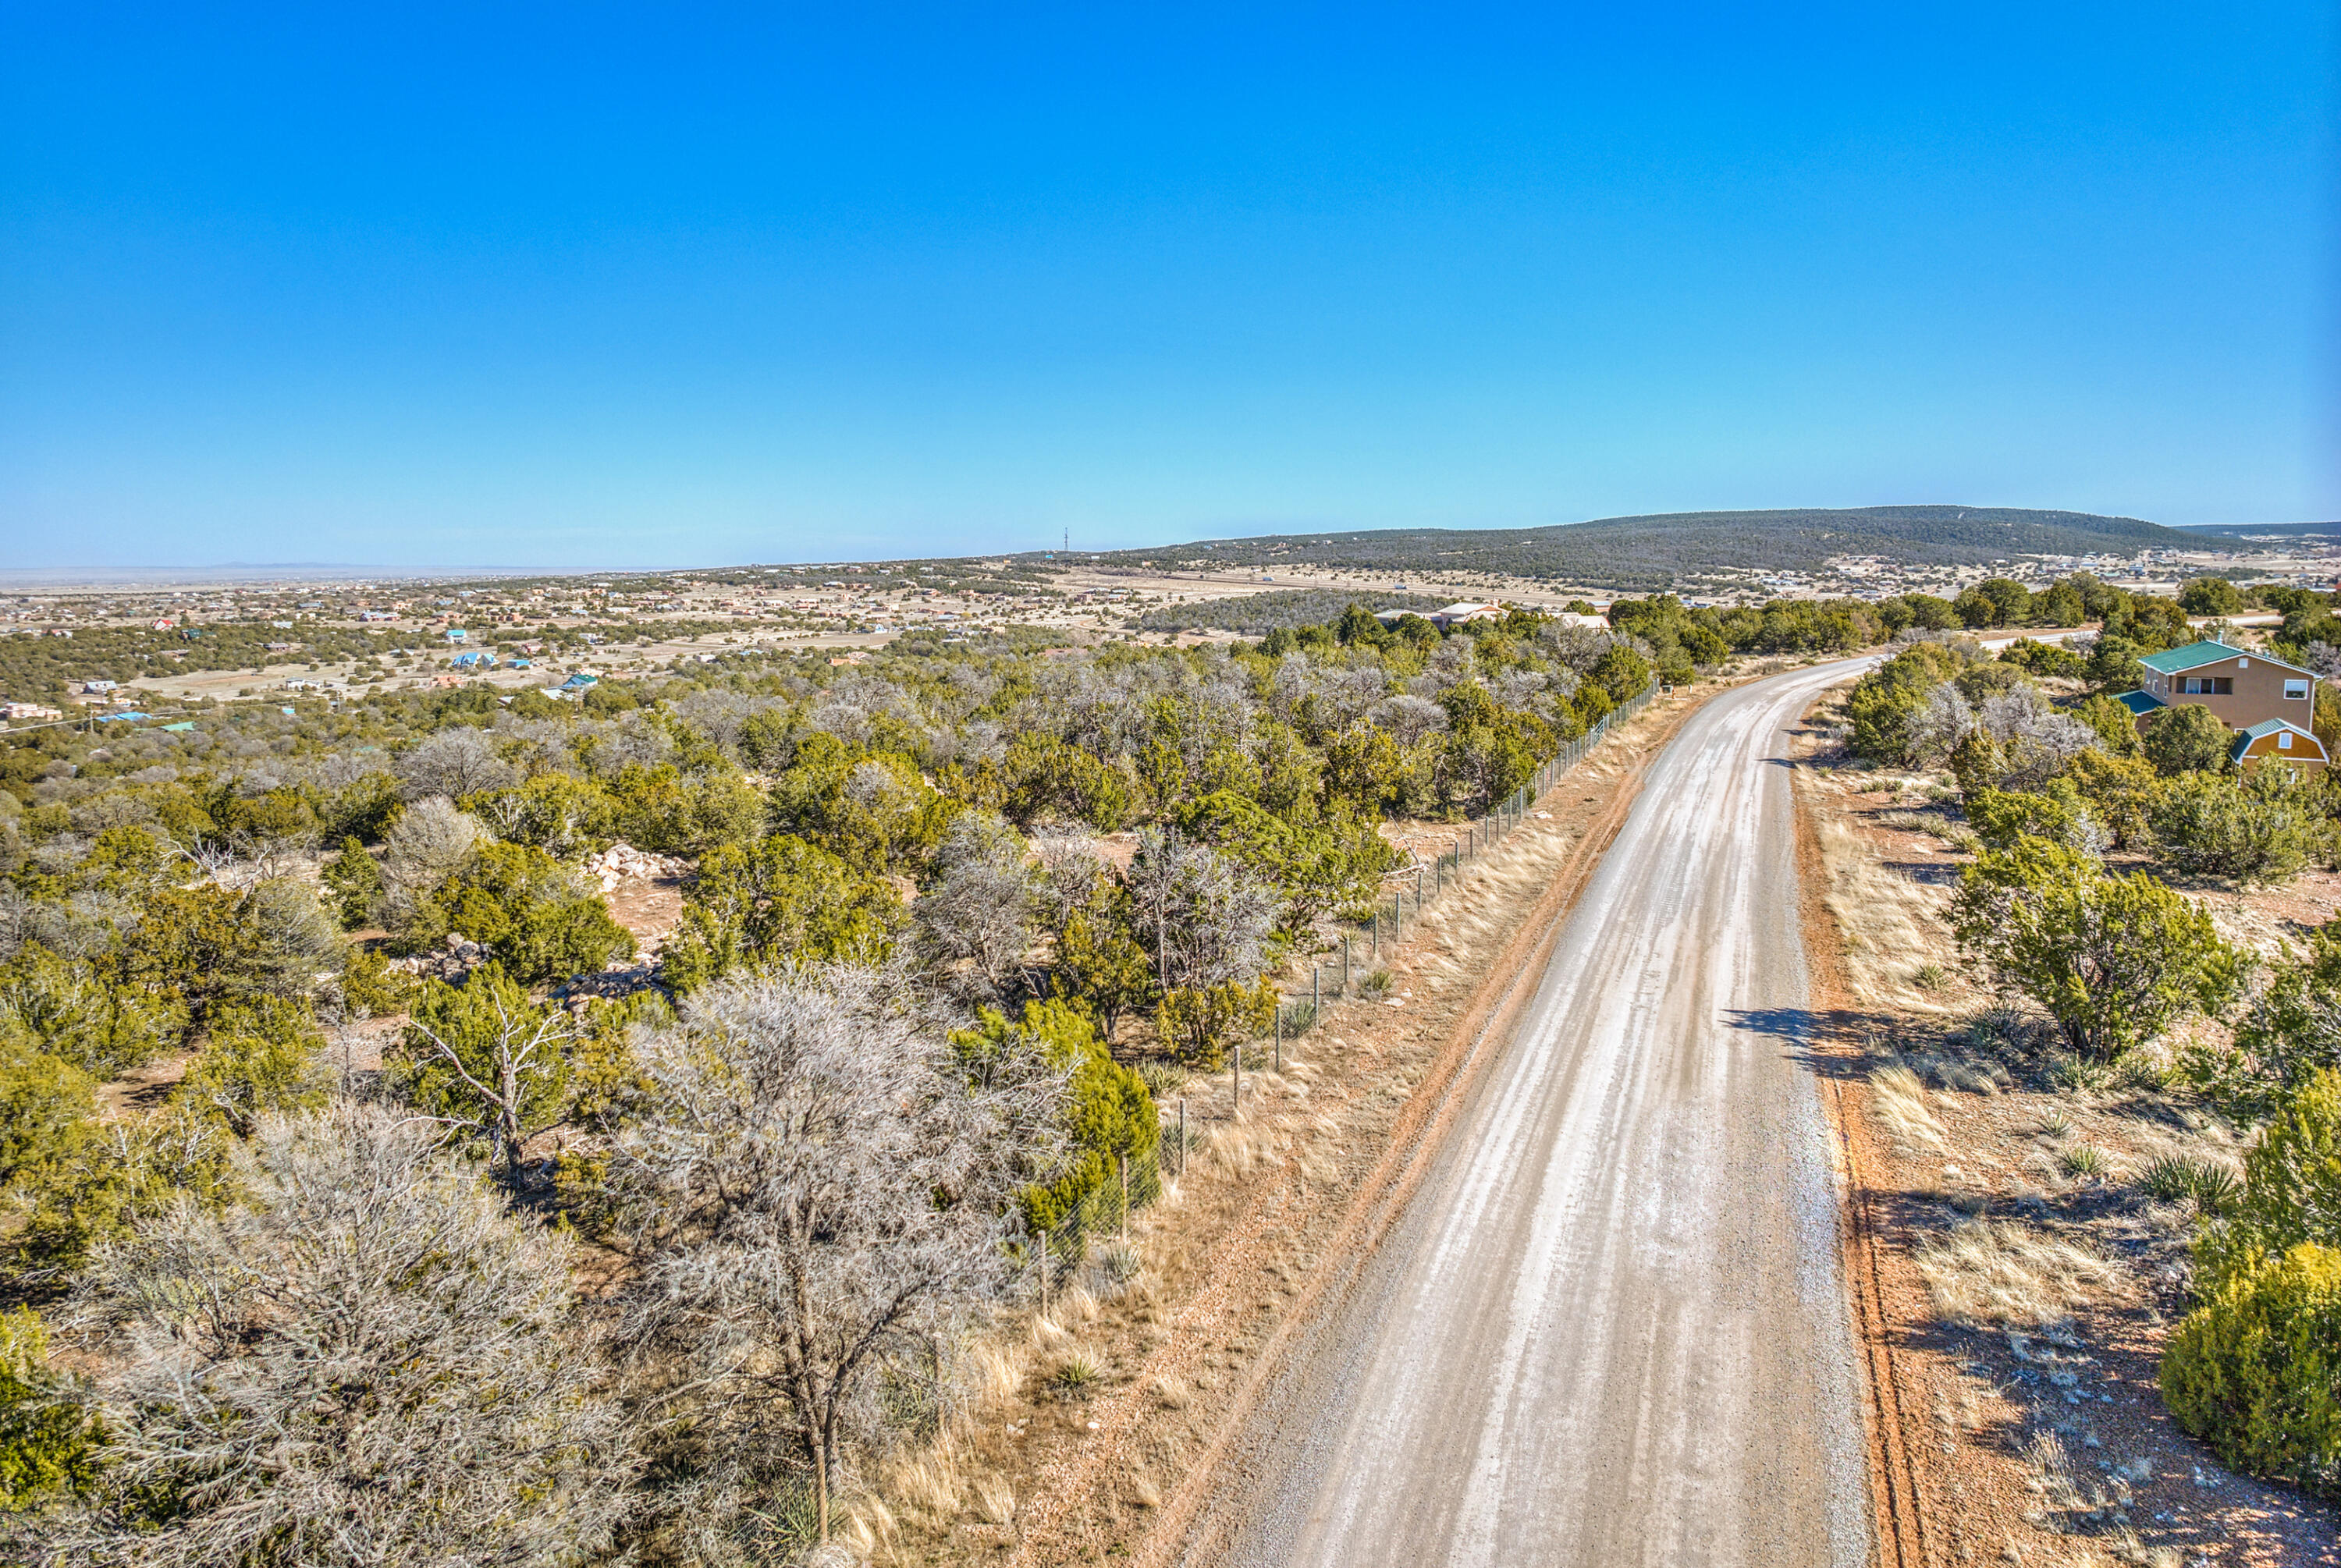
xmin=393 ymin=967 xmax=577 ymax=1189
xmin=393 ymin=728 xmax=519 ymax=801
xmin=376 ymin=796 xmax=485 ymax=930
xmin=620 ymin=967 xmax=1062 ymax=1544
xmin=1125 ymin=831 xmax=1280 ymax=992
xmin=915 ymin=812 xmax=1037 ymax=1002
xmin=48 ymin=1104 xmax=634 ymax=1568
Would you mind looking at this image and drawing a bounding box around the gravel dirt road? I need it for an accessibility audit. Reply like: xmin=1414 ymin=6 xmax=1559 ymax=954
xmin=1201 ymin=658 xmax=1880 ymax=1568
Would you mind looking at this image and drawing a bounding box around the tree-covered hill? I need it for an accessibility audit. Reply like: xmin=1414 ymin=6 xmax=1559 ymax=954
xmin=1133 ymin=587 xmax=1455 ymax=634
xmin=1048 ymin=506 xmax=2205 ymax=591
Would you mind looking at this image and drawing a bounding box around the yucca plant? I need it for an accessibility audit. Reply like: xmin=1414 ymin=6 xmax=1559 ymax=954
xmin=2059 ymin=1144 xmax=2109 ymax=1179
xmin=1913 ymin=963 xmax=1948 ymax=992
xmin=1050 ymin=1353 xmax=1098 ymax=1399
xmin=2139 ymin=1156 xmax=2241 ymax=1210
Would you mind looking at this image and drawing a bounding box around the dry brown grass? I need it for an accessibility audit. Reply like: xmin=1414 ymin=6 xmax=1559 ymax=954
xmin=1867 ymin=1064 xmax=1946 ymax=1154
xmin=973 ymin=1474 xmax=1018 ymax=1527
xmin=1913 ymin=1219 xmax=2123 ymax=1329
xmin=885 ymin=1448 xmax=965 ymax=1517
xmin=841 ymin=1494 xmax=900 ymax=1556
xmin=1813 ymin=804 xmax=1959 ymax=1011
xmin=968 ymin=1340 xmax=1025 ymax=1406
xmin=1204 ymin=1119 xmax=1282 ymax=1177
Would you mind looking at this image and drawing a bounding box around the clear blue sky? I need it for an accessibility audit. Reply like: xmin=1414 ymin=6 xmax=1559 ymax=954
xmin=3 ymin=3 xmax=2335 ymax=570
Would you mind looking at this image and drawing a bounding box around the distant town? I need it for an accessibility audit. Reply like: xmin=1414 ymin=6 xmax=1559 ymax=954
xmin=3 ymin=522 xmax=2336 ymax=726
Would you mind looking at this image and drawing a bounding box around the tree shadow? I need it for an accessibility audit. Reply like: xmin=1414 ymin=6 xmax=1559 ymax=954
xmin=1725 ymin=1004 xmax=1902 ymax=1086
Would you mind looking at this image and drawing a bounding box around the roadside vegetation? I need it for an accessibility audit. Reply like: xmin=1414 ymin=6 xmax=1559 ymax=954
xmin=0 ymin=587 xmax=1728 ymax=1564
xmin=1807 ymin=573 xmax=2341 ymax=1552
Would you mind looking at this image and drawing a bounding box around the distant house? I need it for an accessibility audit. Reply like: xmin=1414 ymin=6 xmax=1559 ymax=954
xmin=2119 ymin=640 xmax=2327 ymax=769
xmin=559 ymin=673 xmax=599 ymax=692
xmin=1430 ymin=601 xmax=1505 ymax=630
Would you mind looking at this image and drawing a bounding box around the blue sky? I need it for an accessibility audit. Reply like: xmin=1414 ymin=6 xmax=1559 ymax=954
xmin=3 ymin=3 xmax=2334 ymax=570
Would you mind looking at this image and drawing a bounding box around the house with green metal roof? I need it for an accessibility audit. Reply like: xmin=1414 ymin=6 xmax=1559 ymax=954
xmin=2117 ymin=639 xmax=2325 ymax=769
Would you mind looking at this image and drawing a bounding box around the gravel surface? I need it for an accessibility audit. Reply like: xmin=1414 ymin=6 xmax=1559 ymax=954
xmin=1197 ymin=658 xmax=1881 ymax=1568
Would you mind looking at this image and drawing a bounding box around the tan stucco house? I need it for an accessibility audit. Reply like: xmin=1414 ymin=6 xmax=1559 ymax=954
xmin=2117 ymin=640 xmax=2328 ymax=769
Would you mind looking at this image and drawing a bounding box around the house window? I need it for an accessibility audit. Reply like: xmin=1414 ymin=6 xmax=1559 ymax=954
xmin=2279 ymin=732 xmax=2294 ymax=750
xmin=2286 ymin=679 xmax=2310 ymax=700
xmin=2184 ymin=676 xmax=2233 ymax=695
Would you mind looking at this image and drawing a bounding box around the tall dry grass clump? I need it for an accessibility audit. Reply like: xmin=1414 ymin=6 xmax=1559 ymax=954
xmin=1914 ymin=1219 xmax=2123 ymax=1328
xmin=1867 ymin=1064 xmax=1946 ymax=1154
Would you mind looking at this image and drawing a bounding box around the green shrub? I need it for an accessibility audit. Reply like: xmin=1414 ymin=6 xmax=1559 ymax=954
xmin=2058 ymin=1144 xmax=2108 ymax=1178
xmin=176 ymin=996 xmax=332 ymax=1135
xmin=2162 ymin=1243 xmax=2341 ymax=1501
xmin=0 ymin=946 xmax=182 ymax=1078
xmin=2137 ymin=1155 xmax=2240 ymax=1209
xmin=1845 ymin=643 xmax=1963 ymax=762
xmin=409 ymin=840 xmax=637 ymax=986
xmin=2178 ymin=576 xmax=2247 ymax=617
xmin=1154 ymin=978 xmax=1277 ymax=1070
xmin=321 ymin=836 xmax=385 ymax=928
xmin=0 ymin=1038 xmax=97 ymax=1193
xmin=2160 ymin=1070 xmax=2341 ymax=1499
xmin=2231 ymin=925 xmax=2341 ymax=1110
xmin=2151 ymin=768 xmax=2319 ymax=887
xmin=953 ymin=1000 xmax=1158 ymax=1239
xmin=1951 ymin=836 xmax=2242 ymax=1061
xmin=660 ymin=833 xmax=900 ymax=992
xmin=9 ymin=1104 xmax=235 ymax=1272
xmin=0 ymin=1307 xmax=101 ymax=1509
xmin=1965 ymin=782 xmax=2097 ymax=853
xmin=338 ymin=945 xmax=418 ymax=1020
xmin=2197 ymin=1069 xmax=2341 ymax=1285
xmin=2142 ymin=703 xmax=2233 ymax=778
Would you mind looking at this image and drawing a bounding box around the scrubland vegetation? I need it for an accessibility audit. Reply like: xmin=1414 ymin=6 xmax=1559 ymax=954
xmin=1822 ymin=570 xmax=2341 ymax=1530
xmin=0 ymin=592 xmax=1710 ymax=1563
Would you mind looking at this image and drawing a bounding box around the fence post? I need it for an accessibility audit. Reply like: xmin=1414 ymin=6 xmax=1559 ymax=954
xmin=1234 ymin=1033 xmax=1242 ymax=1114
xmin=1178 ymin=1098 xmax=1186 ymax=1180
xmin=1121 ymin=1155 xmax=1129 ymax=1243
xmin=1274 ymin=1002 xmax=1282 ymax=1072
xmin=1394 ymin=889 xmax=1402 ymax=942
xmin=1313 ymin=965 xmax=1320 ymax=1019
xmin=1344 ymin=936 xmax=1352 ymax=992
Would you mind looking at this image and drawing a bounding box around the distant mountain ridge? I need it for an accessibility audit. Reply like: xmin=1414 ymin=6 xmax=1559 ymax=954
xmin=2172 ymin=520 xmax=2341 ymax=540
xmin=1055 ymin=505 xmax=2208 ymax=591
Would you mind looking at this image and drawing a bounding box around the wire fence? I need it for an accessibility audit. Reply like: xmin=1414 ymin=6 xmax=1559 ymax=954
xmin=1023 ymin=679 xmax=1663 ymax=1300
xmin=1026 ymin=1144 xmax=1169 ymax=1293
xmin=1287 ymin=676 xmax=1661 ymax=1025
